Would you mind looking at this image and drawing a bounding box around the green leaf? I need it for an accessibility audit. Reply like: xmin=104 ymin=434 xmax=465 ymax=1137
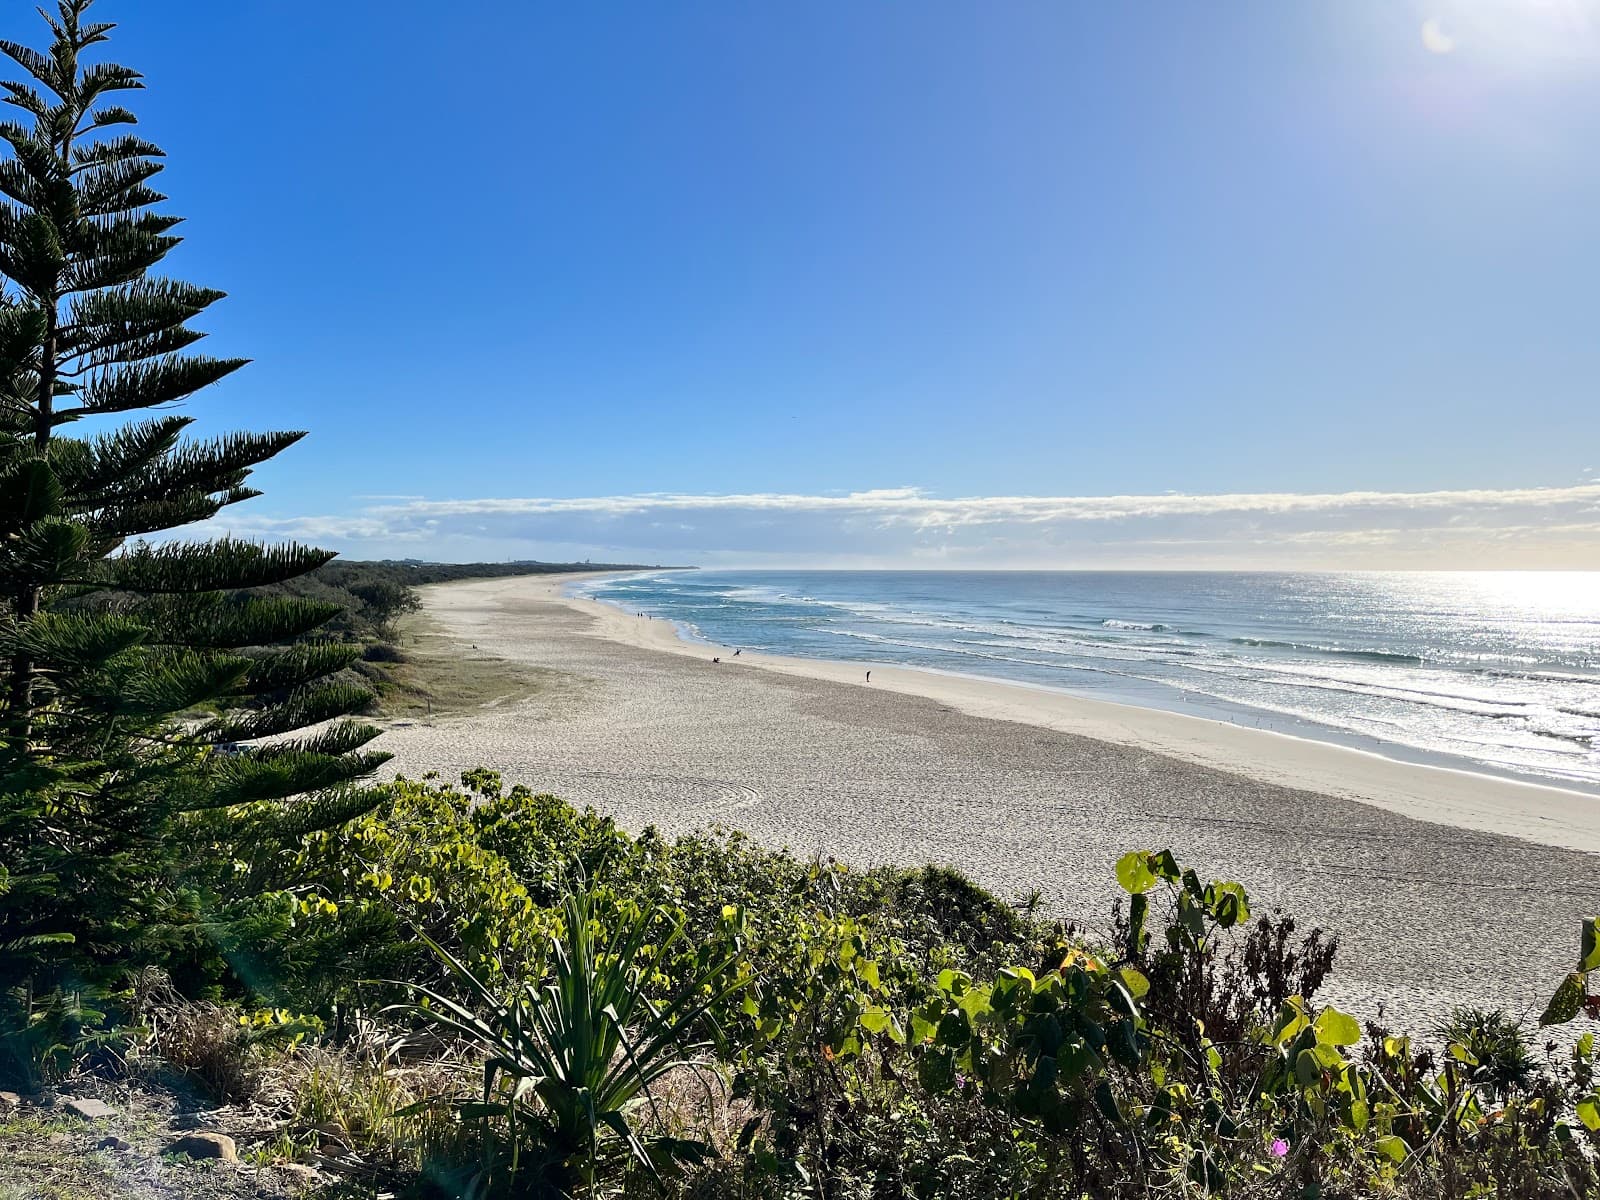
xmin=1581 ymin=918 xmax=1600 ymax=973
xmin=1577 ymin=1097 xmax=1600 ymax=1132
xmin=1374 ymin=1134 xmax=1408 ymax=1163
xmin=1149 ymin=849 xmax=1181 ymax=880
xmin=936 ymin=968 xmax=970 ymax=996
xmin=1294 ymin=1048 xmax=1324 ymax=1088
xmin=859 ymin=1007 xmax=901 ymax=1042
xmin=1204 ymin=881 xmax=1250 ymax=928
xmin=1540 ymin=972 xmax=1588 ymax=1027
xmin=934 ymin=1011 xmax=969 ymax=1048
xmin=1115 ymin=851 xmax=1158 ymax=895
xmin=1117 ymin=965 xmax=1150 ymax=1000
xmin=1270 ymin=998 xmax=1310 ymax=1047
xmin=1313 ymin=1008 xmax=1362 ymax=1047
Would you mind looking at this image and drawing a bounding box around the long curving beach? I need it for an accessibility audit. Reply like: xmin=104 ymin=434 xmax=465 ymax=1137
xmin=379 ymin=572 xmax=1600 ymax=1028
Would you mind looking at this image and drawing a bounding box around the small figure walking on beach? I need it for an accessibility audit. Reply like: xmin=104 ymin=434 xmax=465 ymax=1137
xmin=733 ymin=648 xmax=741 ymax=656
xmin=865 ymin=670 xmax=871 ymax=682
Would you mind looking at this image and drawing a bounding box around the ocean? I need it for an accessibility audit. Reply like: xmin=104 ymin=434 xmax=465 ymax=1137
xmin=577 ymin=570 xmax=1600 ymax=794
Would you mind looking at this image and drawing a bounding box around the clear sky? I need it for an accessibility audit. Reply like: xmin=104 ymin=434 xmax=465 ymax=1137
xmin=31 ymin=1 xmax=1600 ymax=566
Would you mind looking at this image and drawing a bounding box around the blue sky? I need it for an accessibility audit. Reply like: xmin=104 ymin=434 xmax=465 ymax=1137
xmin=30 ymin=1 xmax=1600 ymax=566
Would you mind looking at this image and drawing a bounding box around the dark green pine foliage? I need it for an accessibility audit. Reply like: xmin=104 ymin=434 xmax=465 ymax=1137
xmin=0 ymin=2 xmax=387 ymax=1010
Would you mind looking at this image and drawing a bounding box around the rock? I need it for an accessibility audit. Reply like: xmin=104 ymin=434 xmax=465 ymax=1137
xmin=0 ymin=1091 xmax=20 ymax=1111
xmin=313 ymin=1123 xmax=352 ymax=1149
xmin=273 ymin=1163 xmax=323 ymax=1187
xmin=63 ymin=1097 xmax=116 ymax=1120
xmin=96 ymin=1135 xmax=132 ymax=1151
xmin=46 ymin=1132 xmax=71 ymax=1147
xmin=166 ymin=1131 xmax=239 ymax=1162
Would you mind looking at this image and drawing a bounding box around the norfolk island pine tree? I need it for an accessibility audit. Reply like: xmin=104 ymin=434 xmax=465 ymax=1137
xmin=0 ymin=0 xmax=388 ymax=1057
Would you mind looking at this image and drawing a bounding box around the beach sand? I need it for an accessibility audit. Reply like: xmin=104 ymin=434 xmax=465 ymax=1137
xmin=378 ymin=571 xmax=1600 ymax=1027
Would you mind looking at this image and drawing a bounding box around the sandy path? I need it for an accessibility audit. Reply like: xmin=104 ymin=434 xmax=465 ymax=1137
xmin=378 ymin=572 xmax=1600 ymax=1027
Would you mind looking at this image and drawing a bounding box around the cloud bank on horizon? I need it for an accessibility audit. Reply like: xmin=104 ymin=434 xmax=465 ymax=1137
xmin=202 ymin=481 xmax=1600 ymax=569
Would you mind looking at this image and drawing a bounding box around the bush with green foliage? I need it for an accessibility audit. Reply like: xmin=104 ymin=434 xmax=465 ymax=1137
xmin=220 ymin=774 xmax=1600 ymax=1199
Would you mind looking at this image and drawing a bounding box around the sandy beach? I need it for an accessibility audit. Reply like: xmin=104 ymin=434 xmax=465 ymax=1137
xmin=379 ymin=571 xmax=1600 ymax=1027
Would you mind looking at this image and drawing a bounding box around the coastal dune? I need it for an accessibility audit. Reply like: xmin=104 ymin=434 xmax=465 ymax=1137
xmin=379 ymin=572 xmax=1600 ymax=1027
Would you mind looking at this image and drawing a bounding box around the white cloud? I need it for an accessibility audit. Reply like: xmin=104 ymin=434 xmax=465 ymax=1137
xmin=197 ymin=482 xmax=1600 ymax=569
xmin=361 ymin=482 xmax=1600 ymax=525
xmin=1421 ymin=17 xmax=1456 ymax=54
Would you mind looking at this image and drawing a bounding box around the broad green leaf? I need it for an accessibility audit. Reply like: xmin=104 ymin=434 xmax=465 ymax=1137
xmin=1270 ymin=998 xmax=1310 ymax=1047
xmin=1313 ymin=1008 xmax=1361 ymax=1047
xmin=1447 ymin=1041 xmax=1478 ymax=1066
xmin=1540 ymin=971 xmax=1587 ymax=1026
xmin=1117 ymin=965 xmax=1150 ymax=1000
xmin=1150 ymin=849 xmax=1181 ymax=880
xmin=998 ymin=965 xmax=1036 ymax=987
xmin=1577 ymin=1097 xmax=1600 ymax=1132
xmin=860 ymin=1009 xmax=903 ymax=1044
xmin=1374 ymin=1134 xmax=1408 ymax=1163
xmin=1294 ymin=1048 xmax=1324 ymax=1088
xmin=859 ymin=1007 xmax=892 ymax=1035
xmin=957 ymin=986 xmax=992 ymax=1021
xmin=1311 ymin=1043 xmax=1345 ymax=1071
xmin=1059 ymin=1041 xmax=1103 ymax=1081
xmin=1205 ymin=881 xmax=1250 ymax=928
xmin=1581 ymin=918 xmax=1600 ymax=973
xmin=935 ymin=1011 xmax=969 ymax=1048
xmin=936 ymin=968 xmax=970 ymax=995
xmin=1115 ymin=851 xmax=1158 ymax=895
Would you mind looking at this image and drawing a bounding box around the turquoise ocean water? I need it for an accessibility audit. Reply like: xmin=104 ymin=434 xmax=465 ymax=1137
xmin=578 ymin=570 xmax=1600 ymax=793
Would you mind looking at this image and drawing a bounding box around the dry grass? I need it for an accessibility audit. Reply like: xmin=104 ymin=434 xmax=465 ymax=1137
xmin=377 ymin=609 xmax=577 ymax=720
xmin=253 ymin=1019 xmax=479 ymax=1173
xmin=126 ymin=971 xmax=264 ymax=1103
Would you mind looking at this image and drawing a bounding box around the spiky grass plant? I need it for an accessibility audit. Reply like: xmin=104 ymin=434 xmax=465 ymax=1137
xmin=396 ymin=881 xmax=749 ymax=1197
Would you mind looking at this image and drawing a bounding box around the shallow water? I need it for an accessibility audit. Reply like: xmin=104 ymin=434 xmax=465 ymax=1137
xmin=582 ymin=570 xmax=1600 ymax=793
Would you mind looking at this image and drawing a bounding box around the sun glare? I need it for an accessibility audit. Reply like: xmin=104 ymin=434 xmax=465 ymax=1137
xmin=1420 ymin=0 xmax=1599 ymax=62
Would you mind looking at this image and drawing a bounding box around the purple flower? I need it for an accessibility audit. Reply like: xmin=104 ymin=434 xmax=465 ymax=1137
xmin=1270 ymin=1138 xmax=1289 ymax=1158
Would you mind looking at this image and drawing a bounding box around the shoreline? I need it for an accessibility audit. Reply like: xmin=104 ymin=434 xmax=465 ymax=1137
xmin=557 ymin=569 xmax=1600 ymax=856
xmin=378 ymin=570 xmax=1600 ymax=1024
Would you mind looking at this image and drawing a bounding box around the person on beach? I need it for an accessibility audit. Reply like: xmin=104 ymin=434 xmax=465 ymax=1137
xmin=733 ymin=648 xmax=741 ymax=656
xmin=866 ymin=670 xmax=871 ymax=682
xmin=712 ymin=656 xmax=720 ymax=663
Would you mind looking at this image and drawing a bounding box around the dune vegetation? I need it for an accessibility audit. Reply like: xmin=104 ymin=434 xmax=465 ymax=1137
xmin=2 ymin=4 xmax=1599 ymax=1199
